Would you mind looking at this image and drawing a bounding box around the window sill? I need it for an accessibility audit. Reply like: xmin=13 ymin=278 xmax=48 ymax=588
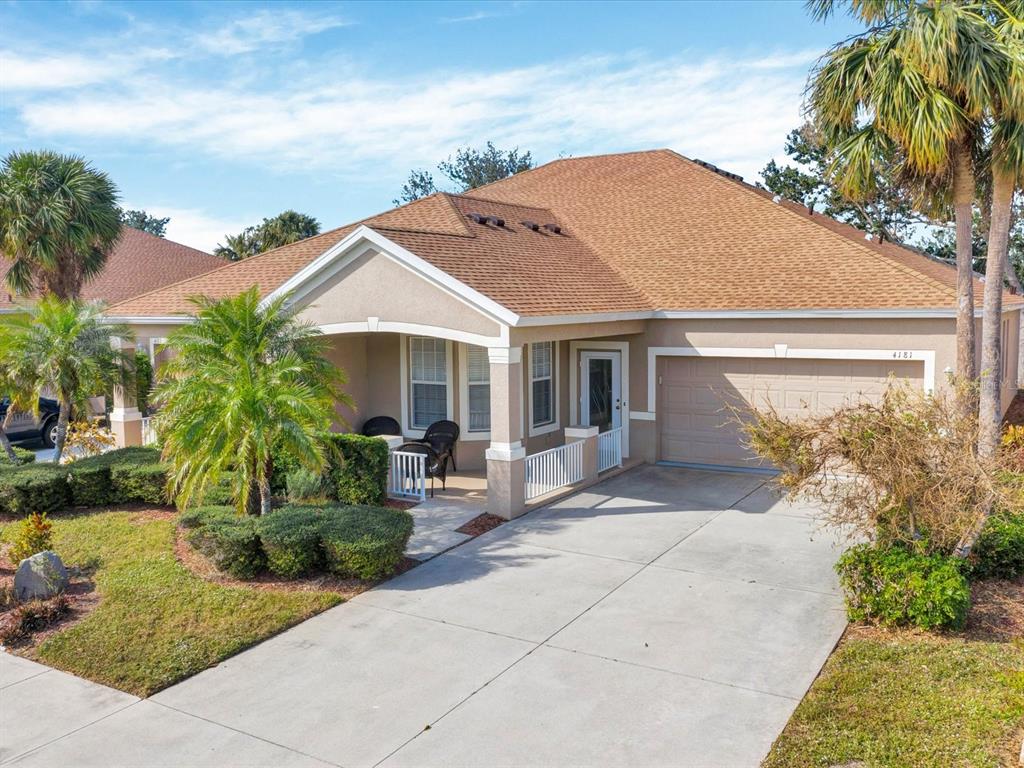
xmin=529 ymin=421 xmax=561 ymax=437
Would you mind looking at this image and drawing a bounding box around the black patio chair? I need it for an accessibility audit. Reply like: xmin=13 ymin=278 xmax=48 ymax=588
xmin=411 ymin=420 xmax=460 ymax=473
xmin=396 ymin=442 xmax=447 ymax=497
xmin=361 ymin=415 xmax=401 ymax=437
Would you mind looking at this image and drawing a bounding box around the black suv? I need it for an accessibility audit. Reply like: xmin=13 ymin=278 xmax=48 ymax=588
xmin=0 ymin=397 xmax=60 ymax=448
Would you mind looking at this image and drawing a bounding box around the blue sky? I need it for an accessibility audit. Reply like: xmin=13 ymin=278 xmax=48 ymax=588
xmin=0 ymin=1 xmax=858 ymax=251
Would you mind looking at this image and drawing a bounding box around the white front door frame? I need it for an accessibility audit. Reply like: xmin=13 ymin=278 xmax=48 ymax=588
xmin=569 ymin=340 xmax=630 ymax=457
xmin=580 ymin=350 xmax=622 ymax=433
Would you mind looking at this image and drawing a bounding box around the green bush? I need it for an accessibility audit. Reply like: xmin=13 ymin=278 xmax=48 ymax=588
xmin=66 ymin=462 xmax=112 ymax=507
xmin=257 ymin=506 xmax=323 ymax=578
xmin=112 ymin=463 xmax=169 ymax=504
xmin=177 ymin=505 xmax=235 ymax=529
xmin=836 ymin=544 xmax=970 ymax=630
xmin=9 ymin=512 xmax=54 ymax=563
xmin=66 ymin=447 xmax=168 ymax=507
xmin=197 ymin=471 xmax=236 ymax=507
xmin=320 ymin=504 xmax=413 ymax=580
xmin=187 ymin=516 xmax=264 ymax=579
xmin=135 ymin=351 xmax=153 ymax=415
xmin=327 ymin=433 xmax=389 ymax=505
xmin=971 ymin=509 xmax=1024 ymax=580
xmin=0 ymin=446 xmax=36 ymax=467
xmin=0 ymin=464 xmax=70 ymax=515
xmin=286 ymin=468 xmax=326 ymax=502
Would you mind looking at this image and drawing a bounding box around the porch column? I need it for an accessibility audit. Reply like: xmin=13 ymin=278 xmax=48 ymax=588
xmin=564 ymin=425 xmax=599 ymax=482
xmin=109 ymin=338 xmax=143 ymax=448
xmin=485 ymin=346 xmax=527 ymax=519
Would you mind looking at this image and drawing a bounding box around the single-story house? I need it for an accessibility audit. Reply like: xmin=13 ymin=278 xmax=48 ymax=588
xmin=105 ymin=150 xmax=1023 ymax=517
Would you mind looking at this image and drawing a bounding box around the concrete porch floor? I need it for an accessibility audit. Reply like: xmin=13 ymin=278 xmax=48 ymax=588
xmin=404 ymin=471 xmax=487 ymax=561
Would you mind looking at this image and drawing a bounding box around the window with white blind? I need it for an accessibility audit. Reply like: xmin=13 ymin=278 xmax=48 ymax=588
xmin=464 ymin=345 xmax=491 ymax=432
xmin=410 ymin=337 xmax=448 ymax=429
xmin=530 ymin=341 xmax=556 ymax=430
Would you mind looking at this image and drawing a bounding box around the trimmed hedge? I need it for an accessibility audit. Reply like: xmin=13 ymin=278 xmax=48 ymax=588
xmin=0 ymin=446 xmax=36 ymax=467
xmin=320 ymin=504 xmax=413 ymax=580
xmin=112 ymin=463 xmax=168 ymax=504
xmin=326 ymin=433 xmax=389 ymax=505
xmin=0 ymin=464 xmax=71 ymax=515
xmin=187 ymin=514 xmax=264 ymax=579
xmin=971 ymin=509 xmax=1024 ymax=580
xmin=180 ymin=502 xmax=413 ymax=582
xmin=836 ymin=544 xmax=970 ymax=630
xmin=257 ymin=506 xmax=323 ymax=578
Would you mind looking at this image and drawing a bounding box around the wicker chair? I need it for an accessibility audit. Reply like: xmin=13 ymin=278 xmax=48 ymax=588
xmin=361 ymin=415 xmax=401 ymax=437
xmin=412 ymin=420 xmax=460 ymax=473
xmin=396 ymin=442 xmax=447 ymax=497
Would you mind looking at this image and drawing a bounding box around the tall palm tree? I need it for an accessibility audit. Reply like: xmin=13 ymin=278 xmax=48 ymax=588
xmin=807 ymin=0 xmax=1011 ymax=385
xmin=0 ymin=151 xmax=121 ymax=300
xmin=155 ymin=288 xmax=351 ymax=515
xmin=0 ymin=297 xmax=131 ymax=463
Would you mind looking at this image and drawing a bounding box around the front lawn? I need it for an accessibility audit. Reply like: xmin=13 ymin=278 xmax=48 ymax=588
xmin=2 ymin=509 xmax=343 ymax=696
xmin=764 ymin=580 xmax=1024 ymax=768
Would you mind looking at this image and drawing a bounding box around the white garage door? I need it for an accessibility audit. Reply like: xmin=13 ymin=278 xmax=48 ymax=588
xmin=657 ymin=356 xmax=924 ymax=468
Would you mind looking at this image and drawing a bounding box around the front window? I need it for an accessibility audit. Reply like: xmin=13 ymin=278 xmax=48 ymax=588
xmin=410 ymin=337 xmax=447 ymax=429
xmin=531 ymin=341 xmax=554 ymax=427
xmin=466 ymin=345 xmax=491 ymax=432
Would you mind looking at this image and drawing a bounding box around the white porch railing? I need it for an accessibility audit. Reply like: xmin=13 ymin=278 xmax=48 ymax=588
xmin=389 ymin=450 xmax=427 ymax=501
xmin=141 ymin=417 xmax=157 ymax=446
xmin=598 ymin=427 xmax=623 ymax=473
xmin=525 ymin=439 xmax=584 ymax=501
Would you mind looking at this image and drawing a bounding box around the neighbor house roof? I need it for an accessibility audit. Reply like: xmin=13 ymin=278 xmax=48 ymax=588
xmin=107 ymin=150 xmax=1020 ymax=320
xmin=1 ymin=226 xmax=224 ymax=309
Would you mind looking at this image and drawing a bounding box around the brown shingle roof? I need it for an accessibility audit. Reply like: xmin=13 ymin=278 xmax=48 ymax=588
xmin=1 ymin=226 xmax=225 ymax=309
xmin=107 ymin=149 xmax=1020 ymax=319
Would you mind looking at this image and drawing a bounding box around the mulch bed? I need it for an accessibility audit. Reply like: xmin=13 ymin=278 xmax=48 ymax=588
xmin=1003 ymin=390 xmax=1024 ymax=426
xmin=455 ymin=513 xmax=506 ymax=537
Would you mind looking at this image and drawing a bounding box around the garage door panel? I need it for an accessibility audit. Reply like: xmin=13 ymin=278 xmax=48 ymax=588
xmin=658 ymin=356 xmax=923 ymax=468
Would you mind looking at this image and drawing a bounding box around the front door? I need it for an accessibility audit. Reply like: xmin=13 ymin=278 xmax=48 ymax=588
xmin=581 ymin=351 xmax=621 ymax=433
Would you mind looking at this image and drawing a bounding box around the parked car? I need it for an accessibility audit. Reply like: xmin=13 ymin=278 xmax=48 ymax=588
xmin=0 ymin=397 xmax=60 ymax=448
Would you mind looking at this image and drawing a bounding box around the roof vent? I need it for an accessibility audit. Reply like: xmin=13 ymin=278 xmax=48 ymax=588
xmin=543 ymin=223 xmax=562 ymax=235
xmin=692 ymin=158 xmax=744 ymax=183
xmin=468 ymin=213 xmax=487 ymax=224
xmin=486 ymin=215 xmax=505 ymax=227
xmin=521 ymin=220 xmax=541 ymax=231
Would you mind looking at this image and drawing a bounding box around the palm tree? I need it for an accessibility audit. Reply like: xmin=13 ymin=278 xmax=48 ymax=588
xmin=807 ymin=0 xmax=1012 ymax=385
xmin=0 ymin=325 xmax=33 ymax=463
xmin=154 ymin=288 xmax=351 ymax=515
xmin=0 ymin=151 xmax=121 ymax=300
xmin=0 ymin=297 xmax=131 ymax=463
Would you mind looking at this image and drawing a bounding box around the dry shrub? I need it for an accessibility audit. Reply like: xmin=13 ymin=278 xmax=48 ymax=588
xmin=734 ymin=378 xmax=1002 ymax=555
xmin=62 ymin=420 xmax=116 ymax=463
xmin=0 ymin=594 xmax=70 ymax=644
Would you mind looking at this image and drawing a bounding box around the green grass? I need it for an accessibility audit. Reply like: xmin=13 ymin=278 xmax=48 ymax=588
xmin=764 ymin=633 xmax=1024 ymax=768
xmin=2 ymin=511 xmax=342 ymax=696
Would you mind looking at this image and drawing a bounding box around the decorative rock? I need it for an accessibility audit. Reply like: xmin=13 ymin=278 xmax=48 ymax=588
xmin=14 ymin=551 xmax=69 ymax=602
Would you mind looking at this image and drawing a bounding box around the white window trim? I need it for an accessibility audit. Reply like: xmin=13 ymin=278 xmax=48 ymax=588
xmin=399 ymin=335 xmax=454 ymax=438
xmin=528 ymin=341 xmax=560 ymax=437
xmin=459 ymin=342 xmax=491 ymax=441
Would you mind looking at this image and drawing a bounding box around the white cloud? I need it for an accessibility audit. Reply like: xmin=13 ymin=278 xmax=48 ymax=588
xmin=0 ymin=49 xmax=173 ymax=90
xmin=440 ymin=10 xmax=506 ymax=24
xmin=195 ymin=9 xmax=352 ymax=55
xmin=125 ymin=204 xmax=250 ymax=252
xmin=14 ymin=49 xmax=815 ymax=183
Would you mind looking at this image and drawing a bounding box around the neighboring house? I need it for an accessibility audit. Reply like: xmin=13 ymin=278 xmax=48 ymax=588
xmin=1 ymin=225 xmax=224 ymax=311
xmin=106 ymin=149 xmax=1023 ymax=517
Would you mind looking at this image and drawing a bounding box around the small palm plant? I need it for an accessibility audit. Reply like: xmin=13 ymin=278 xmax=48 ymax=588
xmin=155 ymin=288 xmax=351 ymax=515
xmin=0 ymin=297 xmax=131 ymax=463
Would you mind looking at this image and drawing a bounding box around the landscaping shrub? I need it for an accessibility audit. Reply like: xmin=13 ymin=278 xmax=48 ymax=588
xmin=0 ymin=595 xmax=70 ymax=645
xmin=257 ymin=506 xmax=323 ymax=578
xmin=197 ymin=471 xmax=236 ymax=507
xmin=0 ymin=446 xmax=36 ymax=467
xmin=111 ymin=462 xmax=169 ymax=504
xmin=287 ymin=467 xmax=326 ymax=502
xmin=177 ymin=505 xmax=235 ymax=529
xmin=971 ymin=508 xmax=1024 ymax=580
xmin=65 ymin=462 xmax=113 ymax=507
xmin=9 ymin=512 xmax=54 ymax=563
xmin=320 ymin=504 xmax=413 ymax=580
xmin=187 ymin=515 xmax=264 ymax=579
xmin=0 ymin=464 xmax=70 ymax=515
xmin=327 ymin=433 xmax=389 ymax=505
xmin=65 ymin=447 xmax=168 ymax=507
xmin=835 ymin=544 xmax=971 ymax=630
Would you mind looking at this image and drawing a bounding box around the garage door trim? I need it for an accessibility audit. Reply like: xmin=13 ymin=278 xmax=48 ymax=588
xmin=641 ymin=345 xmax=936 ymax=421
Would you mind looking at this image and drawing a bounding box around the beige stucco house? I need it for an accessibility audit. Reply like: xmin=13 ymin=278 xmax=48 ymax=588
xmin=106 ymin=150 xmax=1023 ymax=517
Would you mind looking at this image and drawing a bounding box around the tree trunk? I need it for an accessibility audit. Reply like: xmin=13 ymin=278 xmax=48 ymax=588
xmin=0 ymin=409 xmax=18 ymax=463
xmin=953 ymin=145 xmax=977 ymax=386
xmin=259 ymin=477 xmax=272 ymax=516
xmin=977 ymin=166 xmax=1015 ymax=460
xmin=53 ymin=397 xmax=71 ymax=464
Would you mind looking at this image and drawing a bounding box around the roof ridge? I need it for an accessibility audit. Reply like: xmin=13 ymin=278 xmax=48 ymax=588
xmin=122 ymin=226 xmax=216 ymax=259
xmin=434 ymin=193 xmax=474 ymax=237
xmin=660 ymin=150 xmax=963 ymax=303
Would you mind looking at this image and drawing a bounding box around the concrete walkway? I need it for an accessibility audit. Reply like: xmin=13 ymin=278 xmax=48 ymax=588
xmin=0 ymin=466 xmax=847 ymax=767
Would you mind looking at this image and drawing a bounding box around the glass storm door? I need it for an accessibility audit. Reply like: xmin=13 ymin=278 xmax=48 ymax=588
xmin=581 ymin=351 xmax=621 ymax=433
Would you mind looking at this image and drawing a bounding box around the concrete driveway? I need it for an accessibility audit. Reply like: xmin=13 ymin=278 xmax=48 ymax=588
xmin=1 ymin=466 xmax=847 ymax=767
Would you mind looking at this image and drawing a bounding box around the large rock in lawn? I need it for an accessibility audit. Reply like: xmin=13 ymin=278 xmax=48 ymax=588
xmin=14 ymin=551 xmax=69 ymax=602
